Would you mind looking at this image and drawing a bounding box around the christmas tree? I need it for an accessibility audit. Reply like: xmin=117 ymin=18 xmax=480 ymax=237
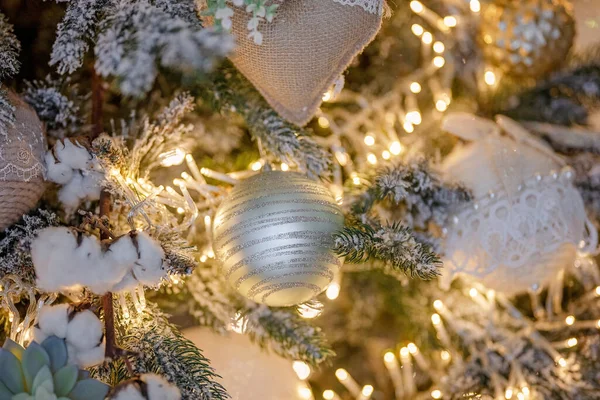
xmin=0 ymin=0 xmax=599 ymax=398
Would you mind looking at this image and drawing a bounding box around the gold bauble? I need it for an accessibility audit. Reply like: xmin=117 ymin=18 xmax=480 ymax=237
xmin=0 ymin=92 xmax=46 ymax=230
xmin=479 ymin=0 xmax=575 ymax=78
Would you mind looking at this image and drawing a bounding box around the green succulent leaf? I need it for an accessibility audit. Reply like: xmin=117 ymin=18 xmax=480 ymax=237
xmin=31 ymin=365 xmax=53 ymax=395
xmin=2 ymin=339 xmax=24 ymax=361
xmin=22 ymin=342 xmax=50 ymax=391
xmin=41 ymin=337 xmax=68 ymax=373
xmin=11 ymin=393 xmax=32 ymax=400
xmin=68 ymin=379 xmax=110 ymax=400
xmin=0 ymin=380 xmax=12 ymax=400
xmin=0 ymin=348 xmax=24 ymax=393
xmin=53 ymin=365 xmax=78 ymax=397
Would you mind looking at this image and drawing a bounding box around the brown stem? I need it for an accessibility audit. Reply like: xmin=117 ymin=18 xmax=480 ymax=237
xmin=91 ymin=67 xmax=104 ymax=139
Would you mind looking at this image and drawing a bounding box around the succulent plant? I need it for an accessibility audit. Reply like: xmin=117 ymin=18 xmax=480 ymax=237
xmin=0 ymin=336 xmax=110 ymax=400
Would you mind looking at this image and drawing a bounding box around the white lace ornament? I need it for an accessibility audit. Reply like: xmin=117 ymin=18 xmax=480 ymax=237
xmin=440 ymin=114 xmax=595 ymax=295
xmin=331 ymin=0 xmax=385 ymax=15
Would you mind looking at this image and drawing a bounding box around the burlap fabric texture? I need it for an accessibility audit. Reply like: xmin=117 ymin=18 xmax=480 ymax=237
xmin=0 ymin=91 xmax=46 ymax=230
xmin=226 ymin=0 xmax=383 ymax=126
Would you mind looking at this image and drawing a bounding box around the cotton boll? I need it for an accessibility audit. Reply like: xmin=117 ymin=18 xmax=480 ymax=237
xmin=37 ymin=304 xmax=70 ymax=339
xmin=83 ymin=257 xmax=132 ymax=294
xmin=75 ymin=343 xmax=106 ymax=368
xmin=131 ymin=232 xmax=166 ymax=287
xmin=32 ymin=227 xmax=82 ymax=292
xmin=143 ymin=374 xmax=181 ymax=400
xmin=80 ymin=171 xmax=103 ymax=200
xmin=58 ymin=173 xmax=85 ymax=210
xmin=44 ymin=151 xmax=73 ymax=184
xmin=106 ymin=234 xmax=140 ymax=267
xmin=66 ymin=310 xmax=103 ymax=351
xmin=54 ymin=139 xmax=92 ymax=170
xmin=111 ymin=385 xmax=146 ymax=400
xmin=111 ymin=271 xmax=138 ymax=292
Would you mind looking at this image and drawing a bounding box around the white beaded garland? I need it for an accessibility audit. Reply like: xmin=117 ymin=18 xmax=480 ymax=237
xmin=213 ymin=171 xmax=344 ymax=307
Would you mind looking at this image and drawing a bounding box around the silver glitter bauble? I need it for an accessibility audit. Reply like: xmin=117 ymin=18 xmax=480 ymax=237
xmin=480 ymin=0 xmax=575 ymax=78
xmin=213 ymin=171 xmax=344 ymax=307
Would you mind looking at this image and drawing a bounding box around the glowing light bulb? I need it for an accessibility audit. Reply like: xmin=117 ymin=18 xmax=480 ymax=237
xmin=558 ymin=358 xmax=567 ymax=367
xmin=159 ymin=148 xmax=186 ymax=167
xmin=280 ymin=163 xmax=289 ymax=171
xmin=567 ymin=338 xmax=578 ymax=347
xmin=390 ymin=141 xmax=403 ymax=155
xmin=293 ymin=361 xmax=311 ymax=380
xmin=410 ymin=82 xmax=422 ymax=93
xmin=565 ymin=315 xmax=575 ymax=326
xmin=403 ymin=121 xmax=414 ymax=133
xmin=597 ymin=319 xmax=600 ymax=328
xmin=433 ymin=300 xmax=443 ymax=310
xmin=298 ymin=386 xmax=312 ymax=399
xmin=335 ymin=151 xmax=348 ymax=166
xmin=505 ymin=387 xmax=513 ymax=399
xmin=411 ymin=24 xmax=424 ymax=36
xmin=335 ymin=369 xmax=349 ymax=381
xmin=469 ymin=288 xmax=478 ymax=298
xmin=436 ymin=99 xmax=448 ymax=112
xmin=470 ymin=0 xmax=481 ymax=12
xmin=326 ymin=283 xmax=340 ymax=300
xmin=521 ymin=387 xmax=530 ymax=396
xmin=433 ymin=41 xmax=445 ymax=53
xmin=361 ymin=385 xmax=374 ymax=397
xmin=440 ymin=350 xmax=450 ymax=361
xmin=406 ymin=111 xmax=422 ymax=125
xmin=431 ymin=313 xmax=441 ymax=325
xmin=318 ymin=116 xmax=330 ymax=128
xmin=367 ymin=153 xmax=378 ymax=165
xmin=352 ymin=175 xmax=361 ymax=186
xmin=176 ymin=207 xmax=185 ymax=214
xmin=422 ymin=31 xmax=433 ymax=44
xmin=484 ymin=70 xmax=497 ymax=86
xmin=410 ymin=0 xmax=424 ymax=13
xmin=382 ymin=150 xmax=391 ymax=160
xmin=251 ymin=161 xmax=263 ymax=171
xmin=595 ymin=286 xmax=600 ymax=296
xmin=407 ymin=343 xmax=418 ymax=354
xmin=431 ymin=389 xmax=443 ymax=399
xmin=399 ymin=347 xmax=409 ymax=358
xmin=323 ymin=390 xmax=335 ymax=400
xmin=433 ymin=56 xmax=446 ymax=68
xmin=322 ymin=91 xmax=332 ymax=102
xmin=443 ymin=16 xmax=457 ymax=27
xmin=384 ymin=352 xmax=395 ymax=363
xmin=364 ymin=135 xmax=375 ymax=146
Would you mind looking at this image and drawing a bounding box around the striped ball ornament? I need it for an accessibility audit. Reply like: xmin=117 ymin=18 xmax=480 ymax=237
xmin=213 ymin=171 xmax=344 ymax=307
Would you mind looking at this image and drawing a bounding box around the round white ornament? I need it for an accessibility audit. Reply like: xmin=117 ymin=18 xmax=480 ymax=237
xmin=213 ymin=171 xmax=344 ymax=307
xmin=184 ymin=327 xmax=305 ymax=400
xmin=440 ymin=113 xmax=593 ymax=294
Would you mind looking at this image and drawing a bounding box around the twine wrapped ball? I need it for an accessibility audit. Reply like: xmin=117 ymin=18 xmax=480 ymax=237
xmin=0 ymin=92 xmax=46 ymax=231
xmin=213 ymin=171 xmax=344 ymax=307
xmin=218 ymin=0 xmax=383 ymax=126
xmin=440 ymin=113 xmax=590 ymax=294
xmin=479 ymin=0 xmax=575 ymax=78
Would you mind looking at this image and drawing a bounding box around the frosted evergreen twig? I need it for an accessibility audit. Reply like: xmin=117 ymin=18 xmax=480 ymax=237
xmin=198 ymin=63 xmax=332 ymax=179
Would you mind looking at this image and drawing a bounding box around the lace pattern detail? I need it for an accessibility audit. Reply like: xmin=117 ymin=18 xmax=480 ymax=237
xmin=443 ymin=168 xmax=591 ymax=292
xmin=331 ymin=0 xmax=384 ymax=15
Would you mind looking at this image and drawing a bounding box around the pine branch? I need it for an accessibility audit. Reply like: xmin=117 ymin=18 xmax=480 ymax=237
xmin=94 ymin=303 xmax=230 ymax=400
xmin=242 ymin=303 xmax=335 ymax=367
xmin=0 ymin=210 xmax=60 ymax=285
xmin=197 ymin=63 xmax=333 ymax=179
xmin=351 ymin=160 xmax=471 ymax=228
xmin=22 ymin=75 xmax=88 ymax=139
xmin=0 ymin=12 xmax=20 ymax=79
xmin=0 ymin=87 xmax=15 ymax=137
xmin=335 ymin=221 xmax=442 ymax=280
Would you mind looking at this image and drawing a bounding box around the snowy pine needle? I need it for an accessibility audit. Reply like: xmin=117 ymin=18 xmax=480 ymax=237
xmin=0 ymin=12 xmax=20 ymax=79
xmin=335 ymin=221 xmax=442 ymax=280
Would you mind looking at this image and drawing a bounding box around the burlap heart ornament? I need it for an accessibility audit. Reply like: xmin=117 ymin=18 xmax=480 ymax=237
xmin=0 ymin=91 xmax=47 ymax=230
xmin=222 ymin=0 xmax=384 ymax=126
